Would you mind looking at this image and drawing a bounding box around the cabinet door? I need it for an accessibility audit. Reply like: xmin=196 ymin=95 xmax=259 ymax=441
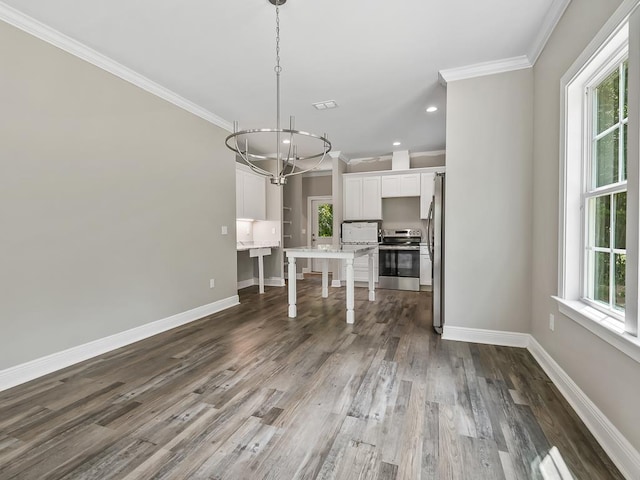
xmin=401 ymin=174 xmax=421 ymax=196
xmin=243 ymin=171 xmax=266 ymax=220
xmin=420 ymin=173 xmax=435 ymax=219
xmin=344 ymin=177 xmax=363 ymax=220
xmin=381 ymin=176 xmax=401 ymax=197
xmin=420 ymin=254 xmax=432 ymax=286
xmin=361 ymin=176 xmax=382 ymax=219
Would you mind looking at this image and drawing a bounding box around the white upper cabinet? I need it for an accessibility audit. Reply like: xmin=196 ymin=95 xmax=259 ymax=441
xmin=236 ymin=165 xmax=266 ymax=221
xmin=344 ymin=175 xmax=381 ymax=220
xmin=381 ymin=173 xmax=421 ymax=197
xmin=420 ymin=172 xmax=435 ymax=219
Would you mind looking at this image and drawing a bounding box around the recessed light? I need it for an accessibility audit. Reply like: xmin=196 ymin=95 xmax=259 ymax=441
xmin=393 ymin=141 xmax=401 ymax=146
xmin=282 ymin=139 xmax=291 ymax=144
xmin=426 ymin=106 xmax=438 ymax=113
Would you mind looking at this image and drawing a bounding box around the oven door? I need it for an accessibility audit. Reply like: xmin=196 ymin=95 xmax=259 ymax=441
xmin=378 ymin=246 xmax=420 ymax=278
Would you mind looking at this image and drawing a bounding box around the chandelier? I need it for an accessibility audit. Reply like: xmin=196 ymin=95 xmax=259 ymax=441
xmin=225 ymin=0 xmax=332 ymax=185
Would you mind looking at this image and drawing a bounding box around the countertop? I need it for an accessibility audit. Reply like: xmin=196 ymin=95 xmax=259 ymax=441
xmin=236 ymin=241 xmax=279 ymax=252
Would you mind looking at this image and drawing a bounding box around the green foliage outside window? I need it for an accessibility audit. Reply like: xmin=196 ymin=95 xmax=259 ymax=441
xmin=318 ymin=204 xmax=333 ymax=237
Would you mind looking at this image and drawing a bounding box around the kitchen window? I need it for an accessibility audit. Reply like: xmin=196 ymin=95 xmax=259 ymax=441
xmin=557 ymin=12 xmax=640 ymax=363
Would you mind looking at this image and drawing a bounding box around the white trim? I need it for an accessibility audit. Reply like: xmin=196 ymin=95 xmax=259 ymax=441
xmin=237 ymin=278 xmax=255 ymax=290
xmin=528 ymin=0 xmax=572 ymax=64
xmin=0 ymin=2 xmax=233 ymax=132
xmin=265 ymin=277 xmax=285 ymax=287
xmin=331 ymin=279 xmax=342 ymax=288
xmin=528 ymin=337 xmax=640 ymax=480
xmin=349 ymin=150 xmax=446 ymax=164
xmin=560 ymin=0 xmax=640 ymax=88
xmin=441 ymin=325 xmax=529 ymax=347
xmin=554 ymin=297 xmax=640 ymax=364
xmin=442 ymin=326 xmax=640 ymax=479
xmin=0 ymin=295 xmax=240 ymax=392
xmin=302 ymin=170 xmax=332 ymax=178
xmin=302 ymin=267 xmax=312 ymax=274
xmin=239 ymin=277 xmax=285 ymax=289
xmin=438 ymin=56 xmax=532 ymax=85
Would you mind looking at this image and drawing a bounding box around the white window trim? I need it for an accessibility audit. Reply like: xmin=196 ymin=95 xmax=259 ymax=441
xmin=557 ymin=0 xmax=640 ymax=364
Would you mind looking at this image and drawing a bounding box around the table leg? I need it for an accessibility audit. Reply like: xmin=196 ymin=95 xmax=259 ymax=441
xmin=346 ymin=258 xmax=354 ymax=324
xmin=258 ymin=254 xmax=265 ymax=294
xmin=368 ymin=252 xmax=376 ymax=301
xmin=288 ymin=257 xmax=297 ymax=318
xmin=322 ymin=258 xmax=329 ymax=298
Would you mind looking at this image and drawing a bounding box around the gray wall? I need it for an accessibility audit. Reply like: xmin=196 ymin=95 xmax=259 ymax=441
xmin=445 ymin=68 xmax=533 ymax=334
xmin=381 ymin=197 xmax=422 ymax=235
xmin=532 ymin=0 xmax=640 ymax=449
xmin=0 ymin=21 xmax=237 ymax=369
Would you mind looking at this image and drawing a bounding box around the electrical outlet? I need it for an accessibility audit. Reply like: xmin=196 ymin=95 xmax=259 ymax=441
xmin=210 ymin=279 xmax=215 ymax=289
xmin=221 ymin=226 xmax=228 ymax=235
xmin=271 ymin=227 xmax=276 ymax=234
xmin=549 ymin=313 xmax=555 ymax=331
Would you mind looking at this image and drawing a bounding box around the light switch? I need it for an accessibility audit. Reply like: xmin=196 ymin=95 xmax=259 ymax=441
xmin=221 ymin=225 xmax=228 ymax=235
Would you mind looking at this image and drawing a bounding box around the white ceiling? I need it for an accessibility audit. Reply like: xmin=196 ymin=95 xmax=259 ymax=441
xmin=1 ymin=0 xmax=565 ymax=160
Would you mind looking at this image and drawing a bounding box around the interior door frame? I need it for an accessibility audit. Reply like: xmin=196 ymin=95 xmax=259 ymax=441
xmin=307 ymin=195 xmax=333 ymax=272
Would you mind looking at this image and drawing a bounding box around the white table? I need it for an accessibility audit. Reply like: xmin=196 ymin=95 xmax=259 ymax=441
xmin=284 ymin=245 xmax=376 ymax=324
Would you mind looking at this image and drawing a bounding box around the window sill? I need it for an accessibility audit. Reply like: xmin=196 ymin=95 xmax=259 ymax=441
xmin=553 ymin=296 xmax=640 ymax=364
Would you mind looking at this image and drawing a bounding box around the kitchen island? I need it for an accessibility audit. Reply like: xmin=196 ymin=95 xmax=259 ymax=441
xmin=284 ymin=245 xmax=376 ymax=324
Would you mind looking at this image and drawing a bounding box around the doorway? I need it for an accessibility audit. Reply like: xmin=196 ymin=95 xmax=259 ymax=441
xmin=309 ymin=196 xmax=333 ymax=272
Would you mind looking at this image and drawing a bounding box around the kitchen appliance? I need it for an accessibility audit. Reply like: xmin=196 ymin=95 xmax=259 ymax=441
xmin=341 ymin=222 xmax=380 ymax=283
xmin=378 ymin=229 xmax=421 ymax=291
xmin=426 ymin=172 xmax=445 ymax=334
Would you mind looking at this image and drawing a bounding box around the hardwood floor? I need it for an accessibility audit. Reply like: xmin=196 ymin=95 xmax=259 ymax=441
xmin=0 ymin=277 xmax=623 ymax=479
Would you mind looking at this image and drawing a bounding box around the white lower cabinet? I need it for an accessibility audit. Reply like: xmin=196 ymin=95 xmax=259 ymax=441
xmin=420 ymin=245 xmax=432 ymax=286
xmin=341 ymin=252 xmax=379 ymax=283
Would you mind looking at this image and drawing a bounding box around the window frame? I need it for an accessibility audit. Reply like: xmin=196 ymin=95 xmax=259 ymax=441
xmin=557 ymin=5 xmax=640 ymax=365
xmin=582 ymin=54 xmax=628 ymax=320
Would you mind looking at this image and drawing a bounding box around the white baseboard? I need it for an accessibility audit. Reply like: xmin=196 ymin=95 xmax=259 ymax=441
xmin=331 ymin=280 xmax=342 ymax=288
xmin=265 ymin=277 xmax=285 ymax=287
xmin=442 ymin=325 xmax=640 ymax=479
xmin=302 ymin=268 xmax=311 ymax=274
xmin=0 ymin=295 xmax=239 ymax=392
xmin=527 ymin=337 xmax=640 ymax=480
xmin=238 ymin=277 xmax=285 ymax=289
xmin=442 ymin=325 xmax=530 ymax=347
xmin=237 ymin=278 xmax=255 ymax=290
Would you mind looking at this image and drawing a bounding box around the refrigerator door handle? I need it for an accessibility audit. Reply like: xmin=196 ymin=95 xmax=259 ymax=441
xmin=426 ymin=200 xmax=434 ymax=262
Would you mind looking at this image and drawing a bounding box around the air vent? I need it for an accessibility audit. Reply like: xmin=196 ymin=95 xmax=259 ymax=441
xmin=312 ymin=100 xmax=339 ymax=110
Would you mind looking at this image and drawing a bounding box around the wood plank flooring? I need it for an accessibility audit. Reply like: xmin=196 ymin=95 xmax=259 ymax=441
xmin=0 ymin=277 xmax=623 ymax=479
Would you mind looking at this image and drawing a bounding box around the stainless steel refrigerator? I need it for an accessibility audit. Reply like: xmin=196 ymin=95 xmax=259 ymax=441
xmin=427 ymin=173 xmax=445 ymax=334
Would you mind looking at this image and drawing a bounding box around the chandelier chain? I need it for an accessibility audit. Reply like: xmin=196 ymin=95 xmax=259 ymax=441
xmin=275 ymin=4 xmax=281 ymax=74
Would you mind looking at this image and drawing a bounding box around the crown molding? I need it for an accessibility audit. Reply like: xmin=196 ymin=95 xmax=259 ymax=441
xmin=329 ymin=151 xmax=350 ymax=164
xmin=439 ymin=55 xmax=532 ymax=85
xmin=0 ymin=2 xmax=233 ymax=132
xmin=528 ymin=0 xmax=572 ymax=64
xmin=349 ymin=149 xmax=446 ymax=164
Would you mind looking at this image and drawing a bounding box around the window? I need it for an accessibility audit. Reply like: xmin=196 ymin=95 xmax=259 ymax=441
xmin=558 ymin=12 xmax=640 ymax=363
xmin=584 ymin=60 xmax=628 ymax=317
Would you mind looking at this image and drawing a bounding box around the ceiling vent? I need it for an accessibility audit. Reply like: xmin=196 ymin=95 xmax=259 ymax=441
xmin=312 ymin=100 xmax=339 ymax=110
xmin=392 ymin=150 xmax=410 ymax=170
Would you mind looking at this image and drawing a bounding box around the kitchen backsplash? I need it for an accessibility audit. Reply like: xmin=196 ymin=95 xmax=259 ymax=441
xmin=381 ymin=197 xmax=424 ymax=240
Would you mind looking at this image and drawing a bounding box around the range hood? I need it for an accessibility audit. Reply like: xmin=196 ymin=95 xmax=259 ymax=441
xmin=392 ymin=150 xmax=410 ymax=170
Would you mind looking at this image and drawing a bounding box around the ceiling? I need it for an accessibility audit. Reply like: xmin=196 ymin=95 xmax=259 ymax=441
xmin=1 ymin=0 xmax=565 ymax=161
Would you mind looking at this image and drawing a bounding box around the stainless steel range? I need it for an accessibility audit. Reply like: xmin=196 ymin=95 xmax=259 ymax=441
xmin=378 ymin=228 xmax=421 ymax=291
